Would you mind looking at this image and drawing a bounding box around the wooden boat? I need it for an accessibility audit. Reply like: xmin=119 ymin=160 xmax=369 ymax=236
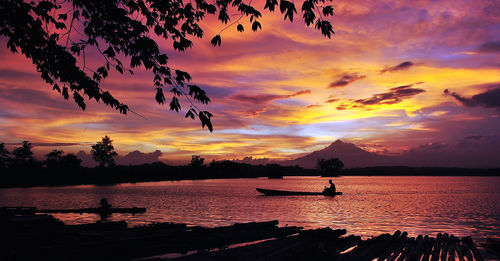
xmin=256 ymin=188 xmax=342 ymax=196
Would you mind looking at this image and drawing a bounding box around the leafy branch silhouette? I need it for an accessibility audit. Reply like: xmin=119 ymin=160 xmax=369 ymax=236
xmin=0 ymin=0 xmax=335 ymax=132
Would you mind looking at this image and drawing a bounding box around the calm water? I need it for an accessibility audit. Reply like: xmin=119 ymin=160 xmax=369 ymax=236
xmin=1 ymin=176 xmax=499 ymax=241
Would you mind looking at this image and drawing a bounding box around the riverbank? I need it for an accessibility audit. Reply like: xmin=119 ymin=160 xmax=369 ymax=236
xmin=1 ymin=162 xmax=499 ymax=188
xmin=1 ymin=212 xmax=495 ymax=260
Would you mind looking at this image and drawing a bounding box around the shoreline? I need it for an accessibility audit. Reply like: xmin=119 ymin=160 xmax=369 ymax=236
xmin=1 ymin=165 xmax=499 ymax=189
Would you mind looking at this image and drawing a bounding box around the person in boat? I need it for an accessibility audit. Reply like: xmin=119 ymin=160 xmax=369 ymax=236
xmin=323 ymin=179 xmax=336 ymax=195
xmin=328 ymin=179 xmax=336 ymax=193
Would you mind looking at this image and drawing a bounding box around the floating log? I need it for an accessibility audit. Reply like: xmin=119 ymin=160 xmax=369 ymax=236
xmin=377 ymin=231 xmax=402 ymax=260
xmin=2 ymin=215 xmax=489 ymax=261
xmin=464 ymin=236 xmax=484 ymax=261
xmin=386 ymin=231 xmax=408 ymax=261
xmin=460 ymin=238 xmax=474 ymax=261
xmin=406 ymin=235 xmax=425 ymax=261
xmin=396 ymin=237 xmax=414 ymax=261
xmin=0 ymin=206 xmax=36 ymax=215
xmin=431 ymin=233 xmax=443 ymax=261
xmin=441 ymin=233 xmax=449 ymax=261
xmin=1 ymin=206 xmax=146 ymax=216
xmin=448 ymin=235 xmax=457 ymax=261
xmin=421 ymin=236 xmax=435 ymax=261
xmin=456 ymin=240 xmax=466 ymax=261
xmin=37 ymin=207 xmax=146 ymax=214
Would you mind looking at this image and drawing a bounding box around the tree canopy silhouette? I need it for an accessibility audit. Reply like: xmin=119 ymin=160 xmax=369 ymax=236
xmin=45 ymin=149 xmax=81 ymax=169
xmin=91 ymin=136 xmax=118 ymax=167
xmin=0 ymin=0 xmax=335 ymax=131
xmin=12 ymin=140 xmax=34 ymax=165
xmin=0 ymin=143 xmax=9 ymax=168
xmin=316 ymin=158 xmax=344 ymax=176
xmin=189 ymin=155 xmax=205 ymax=167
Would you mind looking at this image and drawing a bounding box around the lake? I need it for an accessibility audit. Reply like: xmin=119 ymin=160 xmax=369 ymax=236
xmin=1 ymin=176 xmax=499 ymax=242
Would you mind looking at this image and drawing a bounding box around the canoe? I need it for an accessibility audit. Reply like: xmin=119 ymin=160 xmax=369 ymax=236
xmin=256 ymin=188 xmax=342 ymax=196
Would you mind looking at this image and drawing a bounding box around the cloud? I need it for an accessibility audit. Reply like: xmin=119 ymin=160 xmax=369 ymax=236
xmin=337 ymin=83 xmax=425 ymax=110
xmin=477 ymin=41 xmax=500 ymax=53
xmin=0 ymin=88 xmax=74 ymax=110
xmin=325 ymin=98 xmax=339 ymax=103
xmin=306 ymin=104 xmax=323 ymax=108
xmin=328 ymin=73 xmax=366 ymax=88
xmin=237 ymin=108 xmax=268 ymax=117
xmin=464 ymin=135 xmax=482 ymax=140
xmin=5 ymin=142 xmax=85 ymax=147
xmin=233 ymin=156 xmax=271 ymax=165
xmin=230 ymin=90 xmax=311 ymax=104
xmin=76 ymin=150 xmax=163 ymax=167
xmin=444 ymin=87 xmax=500 ymax=108
xmin=402 ymin=135 xmax=500 ymax=168
xmin=0 ymin=69 xmax=39 ymax=80
xmin=380 ymin=61 xmax=415 ymax=73
xmin=115 ymin=150 xmax=162 ymax=165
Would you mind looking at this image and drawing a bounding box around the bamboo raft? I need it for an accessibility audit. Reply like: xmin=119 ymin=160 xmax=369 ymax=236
xmin=0 ymin=214 xmax=490 ymax=261
xmin=1 ymin=206 xmax=146 ymax=215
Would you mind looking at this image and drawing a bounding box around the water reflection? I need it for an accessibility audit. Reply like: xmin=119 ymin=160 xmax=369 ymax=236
xmin=1 ymin=176 xmax=499 ymax=242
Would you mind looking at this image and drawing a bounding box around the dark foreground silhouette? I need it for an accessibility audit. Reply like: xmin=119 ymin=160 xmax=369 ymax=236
xmin=0 ymin=212 xmax=491 ymax=260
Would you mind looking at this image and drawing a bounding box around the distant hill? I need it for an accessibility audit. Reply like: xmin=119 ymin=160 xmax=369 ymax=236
xmin=283 ymin=140 xmax=400 ymax=169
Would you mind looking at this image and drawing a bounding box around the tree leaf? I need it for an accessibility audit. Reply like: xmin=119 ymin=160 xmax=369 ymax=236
xmin=264 ymin=0 xmax=279 ymax=11
xmin=322 ymin=6 xmax=334 ymax=16
xmin=237 ymin=24 xmax=244 ymax=32
xmin=73 ymin=91 xmax=86 ymax=110
xmin=155 ymin=88 xmax=165 ymax=104
xmin=169 ymin=96 xmax=180 ymax=112
xmin=211 ymin=35 xmax=221 ymax=46
xmin=252 ymin=21 xmax=262 ymax=31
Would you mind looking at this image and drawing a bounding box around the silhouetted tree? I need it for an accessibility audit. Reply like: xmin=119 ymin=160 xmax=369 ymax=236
xmin=60 ymin=153 xmax=81 ymax=168
xmin=45 ymin=149 xmax=63 ymax=168
xmin=189 ymin=155 xmax=204 ymax=167
xmin=0 ymin=143 xmax=10 ymax=168
xmin=266 ymin=164 xmax=285 ymax=178
xmin=12 ymin=140 xmax=34 ymax=166
xmin=316 ymin=158 xmax=344 ymax=176
xmin=91 ymin=136 xmax=118 ymax=167
xmin=45 ymin=149 xmax=81 ymax=169
xmin=0 ymin=0 xmax=335 ymax=131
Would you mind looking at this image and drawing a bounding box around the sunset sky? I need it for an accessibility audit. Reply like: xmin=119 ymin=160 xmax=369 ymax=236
xmin=0 ymin=0 xmax=499 ymax=166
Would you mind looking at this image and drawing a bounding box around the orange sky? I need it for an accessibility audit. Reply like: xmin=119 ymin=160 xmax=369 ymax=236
xmin=1 ymin=0 xmax=499 ymax=165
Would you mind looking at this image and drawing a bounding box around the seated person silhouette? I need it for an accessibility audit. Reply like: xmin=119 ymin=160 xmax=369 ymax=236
xmin=328 ymin=179 xmax=336 ymax=193
xmin=323 ymin=179 xmax=336 ymax=195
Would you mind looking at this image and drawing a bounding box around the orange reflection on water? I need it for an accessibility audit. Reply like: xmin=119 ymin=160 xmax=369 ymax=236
xmin=1 ymin=176 xmax=499 ymax=242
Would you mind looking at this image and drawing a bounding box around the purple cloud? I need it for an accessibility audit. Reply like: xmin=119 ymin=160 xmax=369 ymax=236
xmin=444 ymin=87 xmax=500 ymax=108
xmin=329 ymin=73 xmax=366 ymax=88
xmin=477 ymin=41 xmax=500 ymax=53
xmin=337 ymin=83 xmax=425 ymax=110
xmin=380 ymin=61 xmax=415 ymax=73
xmin=230 ymin=90 xmax=311 ymax=104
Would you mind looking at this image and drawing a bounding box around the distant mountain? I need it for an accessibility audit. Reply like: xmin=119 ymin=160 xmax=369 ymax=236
xmin=283 ymin=140 xmax=400 ymax=169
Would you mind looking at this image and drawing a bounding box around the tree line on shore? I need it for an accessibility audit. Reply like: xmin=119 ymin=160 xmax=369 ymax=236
xmin=0 ymin=136 xmax=320 ymax=188
xmin=2 ymin=136 xmax=496 ymax=188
